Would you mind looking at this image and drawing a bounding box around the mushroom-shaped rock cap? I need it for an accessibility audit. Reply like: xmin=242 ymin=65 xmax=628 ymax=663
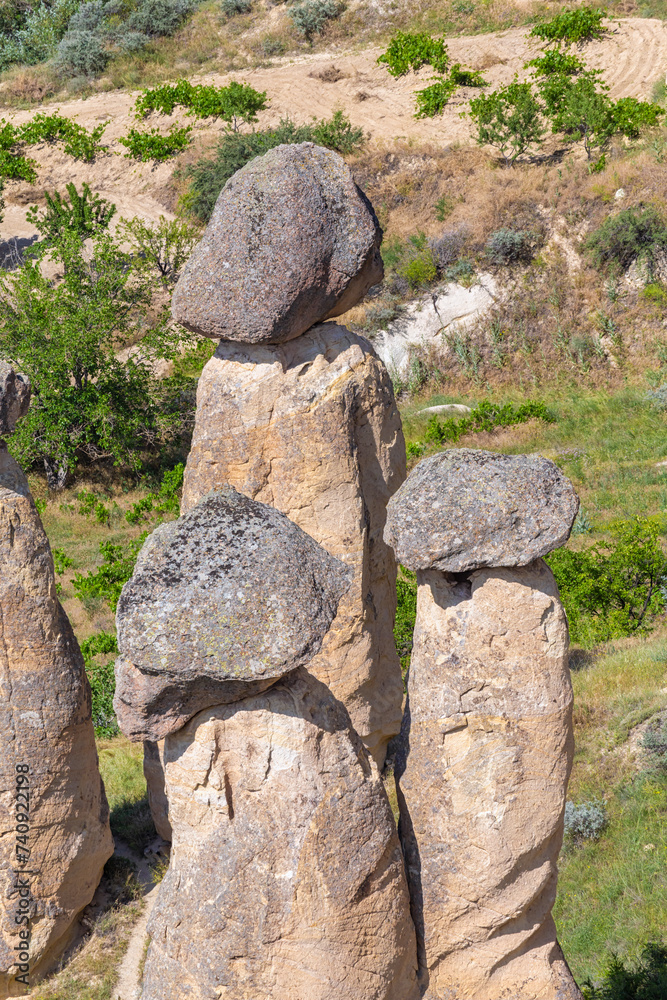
xmin=385 ymin=448 xmax=579 ymax=573
xmin=0 ymin=362 xmax=30 ymax=439
xmin=114 ymin=487 xmax=352 ymax=741
xmin=171 ymin=142 xmax=383 ymax=344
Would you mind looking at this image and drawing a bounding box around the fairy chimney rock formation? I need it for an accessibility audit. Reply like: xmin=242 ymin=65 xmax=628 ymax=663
xmin=172 ymin=145 xmax=406 ymax=768
xmin=171 ymin=142 xmax=383 ymax=344
xmin=114 ymin=487 xmax=352 ymax=742
xmin=115 ymin=489 xmax=419 ymax=1000
xmin=0 ymin=367 xmax=113 ymax=997
xmin=386 ymin=448 xmax=582 ymax=1000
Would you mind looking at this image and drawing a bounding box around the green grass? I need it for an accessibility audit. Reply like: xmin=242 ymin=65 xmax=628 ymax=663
xmin=98 ymin=737 xmax=156 ymax=853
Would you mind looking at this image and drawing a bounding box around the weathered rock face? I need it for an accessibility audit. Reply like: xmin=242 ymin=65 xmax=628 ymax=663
xmin=385 ymin=448 xmax=579 ymax=573
xmin=0 ymin=447 xmax=113 ymax=996
xmin=396 ymin=562 xmax=579 ymax=1000
xmin=143 ymin=740 xmax=171 ymax=843
xmin=141 ymin=668 xmax=419 ymax=1000
xmin=180 ymin=323 xmax=406 ymax=765
xmin=115 ymin=486 xmax=351 ymax=743
xmin=171 ymin=143 xmax=383 ymax=344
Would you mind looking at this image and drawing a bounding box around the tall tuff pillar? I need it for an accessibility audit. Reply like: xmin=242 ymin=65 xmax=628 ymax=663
xmin=170 ymin=142 xmax=406 ymax=769
xmin=0 ymin=364 xmax=113 ymax=997
xmin=114 ymin=487 xmax=419 ymax=1000
xmin=385 ymin=448 xmax=582 ymax=1000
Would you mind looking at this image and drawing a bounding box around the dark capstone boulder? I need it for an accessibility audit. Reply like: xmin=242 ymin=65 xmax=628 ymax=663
xmin=114 ymin=487 xmax=352 ymax=741
xmin=0 ymin=362 xmax=30 ymax=439
xmin=384 ymin=448 xmax=579 ymax=572
xmin=171 ymin=142 xmax=383 ymax=344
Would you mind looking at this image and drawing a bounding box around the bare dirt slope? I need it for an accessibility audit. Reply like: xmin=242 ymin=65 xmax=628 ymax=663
xmin=1 ymin=16 xmax=666 ymax=241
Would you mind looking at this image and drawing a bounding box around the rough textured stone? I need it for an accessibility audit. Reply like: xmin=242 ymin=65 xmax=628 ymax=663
xmin=0 ymin=362 xmax=30 ymax=438
xmin=0 ymin=448 xmax=113 ymax=995
xmin=114 ymin=486 xmax=352 ymax=742
xmin=385 ymin=448 xmax=579 ymax=573
xmin=396 ymin=561 xmax=581 ymax=1000
xmin=141 ymin=668 xmax=419 ymax=1000
xmin=180 ymin=323 xmax=406 ymax=765
xmin=171 ymin=143 xmax=383 ymax=344
xmin=143 ymin=740 xmax=171 ymax=842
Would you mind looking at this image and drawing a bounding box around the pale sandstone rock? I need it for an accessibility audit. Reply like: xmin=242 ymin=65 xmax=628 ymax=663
xmin=172 ymin=143 xmax=383 ymax=344
xmin=141 ymin=667 xmax=419 ymax=1000
xmin=179 ymin=322 xmax=406 ymax=766
xmin=143 ymin=740 xmax=171 ymax=843
xmin=0 ymin=447 xmax=113 ymax=996
xmin=395 ymin=561 xmax=580 ymax=1000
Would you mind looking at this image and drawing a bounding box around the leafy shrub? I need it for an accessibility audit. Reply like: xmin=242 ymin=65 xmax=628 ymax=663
xmin=468 ymin=80 xmax=545 ymax=166
xmin=134 ymin=79 xmax=268 ymax=129
xmin=119 ymin=124 xmax=193 ymax=161
xmin=125 ymin=462 xmax=184 ymax=523
xmin=527 ymin=50 xmax=586 ymax=75
xmin=563 ymin=800 xmax=608 ymax=843
xmin=640 ymin=716 xmax=667 ymax=773
xmin=382 ymin=232 xmax=438 ymax=289
xmin=529 ymin=6 xmax=607 ymax=47
xmin=377 ymin=31 xmax=449 ymax=76
xmin=67 ymin=0 xmax=106 ymax=33
xmin=119 ymin=216 xmax=200 ymax=286
xmin=118 ymin=29 xmax=149 ymax=52
xmin=261 ymin=34 xmax=285 ymax=55
xmin=73 ymin=535 xmax=146 ymax=611
xmin=26 ymin=182 xmax=115 ymax=241
xmin=0 ymin=0 xmax=79 ymax=70
xmin=80 ymin=630 xmax=119 ymax=736
xmin=583 ymin=207 xmax=667 ymax=277
xmin=429 ymin=227 xmax=469 ymax=270
xmin=422 ymin=399 xmax=556 ymax=446
xmin=448 ymin=63 xmax=487 ymax=87
xmin=414 ymin=77 xmax=458 ymax=118
xmin=288 ymin=0 xmax=342 ymax=40
xmin=221 ymin=0 xmax=251 ymax=15
xmin=485 ymin=227 xmax=538 ymax=265
xmin=18 ymin=113 xmax=108 ymax=162
xmin=184 ymin=112 xmax=365 ymax=221
xmin=56 ymin=28 xmax=109 ymax=75
xmin=547 ymin=517 xmax=667 ymax=646
xmin=581 ymin=942 xmax=667 ymax=999
xmin=445 ymin=258 xmax=475 ymax=282
xmin=127 ymin=0 xmax=194 ymax=37
xmin=642 ymin=283 xmax=667 ymax=305
xmin=394 ymin=568 xmax=417 ymax=676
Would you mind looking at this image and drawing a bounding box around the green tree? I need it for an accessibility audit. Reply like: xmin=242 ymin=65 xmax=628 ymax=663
xmin=118 ymin=215 xmax=201 ymax=287
xmin=0 ymin=230 xmax=185 ymax=490
xmin=26 ymin=181 xmax=116 ymax=242
xmin=468 ymin=79 xmax=546 ymax=166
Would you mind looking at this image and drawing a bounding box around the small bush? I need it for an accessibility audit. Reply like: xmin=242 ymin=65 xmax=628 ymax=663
xmin=288 ymin=0 xmax=343 ymax=40
xmin=563 ymin=800 xmax=608 ymax=844
xmin=581 ymin=942 xmax=667 ymax=999
xmin=642 ymin=282 xmax=667 ymax=305
xmin=527 ymin=50 xmax=586 ymax=75
xmin=583 ymin=206 xmax=667 ymax=277
xmin=119 ymin=124 xmax=193 ymax=161
xmin=448 ymin=63 xmax=487 ymax=87
xmin=377 ymin=31 xmax=449 ymax=77
xmin=26 ymin=182 xmax=116 ymax=242
xmin=128 ymin=0 xmax=194 ymax=37
xmin=430 ymin=227 xmax=469 ymax=270
xmin=56 ymin=28 xmax=109 ymax=75
xmin=80 ymin=630 xmax=119 ymax=736
xmin=414 ymin=77 xmax=457 ymax=118
xmin=485 ymin=227 xmax=537 ymax=265
xmin=119 ymin=217 xmax=200 ymax=286
xmin=445 ymin=258 xmax=475 ymax=282
xmin=135 ymin=79 xmax=268 ymax=129
xmin=529 ymin=6 xmax=607 ymax=46
xmin=382 ymin=232 xmax=438 ymax=289
xmin=0 ymin=0 xmax=79 ymax=71
xmin=221 ymin=0 xmax=251 ymax=16
xmin=640 ymin=716 xmax=667 ymax=773
xmin=422 ymin=399 xmax=555 ymax=446
xmin=261 ymin=34 xmax=286 ymax=55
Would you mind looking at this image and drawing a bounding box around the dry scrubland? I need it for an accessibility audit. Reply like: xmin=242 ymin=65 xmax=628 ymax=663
xmin=2 ymin=2 xmax=667 ymax=998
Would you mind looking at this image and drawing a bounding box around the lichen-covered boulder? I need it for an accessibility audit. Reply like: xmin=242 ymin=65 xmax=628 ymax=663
xmin=385 ymin=448 xmax=579 ymax=573
xmin=114 ymin=487 xmax=351 ymax=742
xmin=179 ymin=324 xmax=406 ymax=766
xmin=0 ymin=361 xmax=30 ymax=437
xmin=171 ymin=143 xmax=383 ymax=344
xmin=140 ymin=668 xmax=419 ymax=1000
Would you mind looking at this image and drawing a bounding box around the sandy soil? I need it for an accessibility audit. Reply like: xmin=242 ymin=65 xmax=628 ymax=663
xmin=1 ymin=17 xmax=666 ymax=239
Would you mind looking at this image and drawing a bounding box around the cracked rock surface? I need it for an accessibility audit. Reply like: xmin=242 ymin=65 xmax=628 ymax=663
xmin=114 ymin=486 xmax=352 ymax=742
xmin=171 ymin=143 xmax=383 ymax=344
xmin=385 ymin=448 xmax=579 ymax=572
xmin=140 ymin=668 xmax=419 ymax=1000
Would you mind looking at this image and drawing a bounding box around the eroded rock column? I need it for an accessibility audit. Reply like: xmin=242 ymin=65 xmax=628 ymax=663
xmin=114 ymin=488 xmax=419 ymax=1000
xmin=0 ymin=365 xmax=113 ymax=996
xmin=171 ymin=142 xmax=406 ymax=767
xmin=385 ymin=448 xmax=582 ymax=1000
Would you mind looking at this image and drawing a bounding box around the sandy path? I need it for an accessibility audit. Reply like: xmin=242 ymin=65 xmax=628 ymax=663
xmin=0 ymin=17 xmax=665 ymax=239
xmin=113 ymin=841 xmax=161 ymax=1000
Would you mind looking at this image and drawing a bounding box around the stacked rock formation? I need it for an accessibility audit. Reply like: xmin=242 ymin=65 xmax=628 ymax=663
xmin=385 ymin=449 xmax=582 ymax=1000
xmin=114 ymin=487 xmax=419 ymax=1000
xmin=0 ymin=364 xmax=113 ymax=997
xmin=171 ymin=142 xmax=406 ymax=768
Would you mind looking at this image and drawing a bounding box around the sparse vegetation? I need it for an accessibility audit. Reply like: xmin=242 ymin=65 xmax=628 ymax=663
xmin=26 ymin=182 xmax=116 ymax=241
xmin=134 ymin=79 xmax=268 ymax=129
xmin=468 ymin=79 xmax=545 ymax=166
xmin=529 ymin=6 xmax=608 ymax=47
xmin=288 ymin=0 xmax=343 ymax=41
xmin=118 ymin=123 xmax=193 ymax=161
